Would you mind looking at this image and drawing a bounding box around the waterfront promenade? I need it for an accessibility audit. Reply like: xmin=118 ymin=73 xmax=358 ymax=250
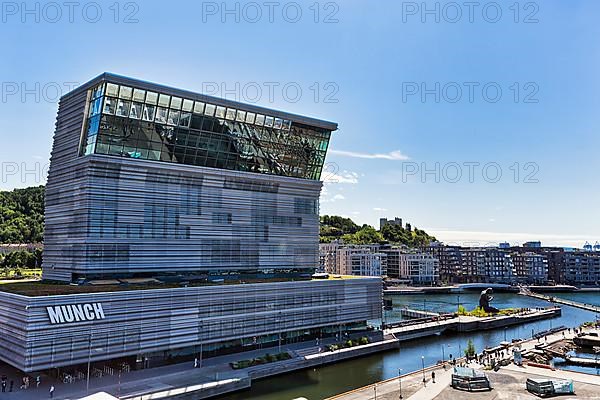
xmin=0 ymin=333 xmax=398 ymax=400
xmin=328 ymin=327 xmax=600 ymax=400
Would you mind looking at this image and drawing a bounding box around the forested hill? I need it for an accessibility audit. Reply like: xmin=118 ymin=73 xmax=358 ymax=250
xmin=320 ymin=215 xmax=436 ymax=247
xmin=0 ymin=186 xmax=45 ymax=243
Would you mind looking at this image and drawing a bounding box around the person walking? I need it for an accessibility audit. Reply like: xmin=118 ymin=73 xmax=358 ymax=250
xmin=36 ymin=375 xmax=41 ymax=388
xmin=49 ymin=385 xmax=55 ymax=399
xmin=431 ymin=371 xmax=436 ymax=384
xmin=1 ymin=380 xmax=6 ymax=392
xmin=194 ymin=357 xmax=198 ymax=368
xmin=9 ymin=380 xmax=13 ymax=392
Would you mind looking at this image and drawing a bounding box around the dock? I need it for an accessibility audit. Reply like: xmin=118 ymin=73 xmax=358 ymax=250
xmin=398 ymin=307 xmax=440 ymax=319
xmin=562 ymin=356 xmax=600 ymax=367
xmin=385 ymin=307 xmax=561 ymax=341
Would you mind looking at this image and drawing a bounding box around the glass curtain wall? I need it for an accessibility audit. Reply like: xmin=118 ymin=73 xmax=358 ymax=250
xmin=83 ymin=82 xmax=331 ymax=180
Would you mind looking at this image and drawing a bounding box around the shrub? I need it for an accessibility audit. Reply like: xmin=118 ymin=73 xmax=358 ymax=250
xmin=465 ymin=339 xmax=476 ymax=358
xmin=470 ymin=307 xmax=489 ymax=317
xmin=359 ymin=337 xmax=369 ymax=345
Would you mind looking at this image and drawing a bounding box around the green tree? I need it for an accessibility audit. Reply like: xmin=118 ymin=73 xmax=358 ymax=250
xmin=319 ymin=215 xmax=436 ymax=246
xmin=342 ymin=225 xmax=385 ymax=244
xmin=0 ymin=186 xmax=45 ymax=243
xmin=465 ymin=339 xmax=476 ymax=358
xmin=381 ymin=224 xmax=436 ymax=247
xmin=320 ymin=215 xmax=361 ymax=243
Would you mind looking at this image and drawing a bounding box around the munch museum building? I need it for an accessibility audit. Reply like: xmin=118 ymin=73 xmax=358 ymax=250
xmin=0 ymin=73 xmax=381 ymax=373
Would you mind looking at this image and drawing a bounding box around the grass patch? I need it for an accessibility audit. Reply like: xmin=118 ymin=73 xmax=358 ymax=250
xmin=230 ymin=352 xmax=291 ymax=369
xmin=457 ymin=306 xmax=527 ymax=317
xmin=0 ymin=268 xmax=41 ymax=280
xmin=327 ymin=336 xmax=370 ymax=352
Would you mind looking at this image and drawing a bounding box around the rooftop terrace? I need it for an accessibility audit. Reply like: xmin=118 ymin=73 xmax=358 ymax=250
xmin=0 ymin=275 xmax=368 ymax=297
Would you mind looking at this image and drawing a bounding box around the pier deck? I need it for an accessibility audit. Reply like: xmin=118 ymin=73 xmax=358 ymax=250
xmin=385 ymin=307 xmax=561 ymax=341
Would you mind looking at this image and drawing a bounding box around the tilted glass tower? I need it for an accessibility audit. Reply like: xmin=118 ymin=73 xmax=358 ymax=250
xmin=0 ymin=74 xmax=381 ymax=374
xmin=43 ymin=73 xmax=336 ymax=282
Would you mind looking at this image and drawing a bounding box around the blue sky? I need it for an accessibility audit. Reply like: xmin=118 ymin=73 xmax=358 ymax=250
xmin=1 ymin=0 xmax=599 ymax=247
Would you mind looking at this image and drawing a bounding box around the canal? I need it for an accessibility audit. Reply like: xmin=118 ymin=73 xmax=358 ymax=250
xmin=217 ymin=292 xmax=599 ymax=400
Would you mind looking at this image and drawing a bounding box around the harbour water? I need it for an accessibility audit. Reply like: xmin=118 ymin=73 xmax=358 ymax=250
xmin=217 ymin=292 xmax=599 ymax=400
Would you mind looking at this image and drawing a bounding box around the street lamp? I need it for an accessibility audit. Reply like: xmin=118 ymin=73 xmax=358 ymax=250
xmin=86 ymin=333 xmax=92 ymax=393
xmin=421 ymin=356 xmax=426 ymax=386
xmin=374 ymin=383 xmax=377 ymax=400
xmin=277 ymin=311 xmax=282 ymax=354
xmin=398 ymin=368 xmax=403 ymax=399
xmin=85 ymin=334 xmax=103 ymax=394
xmin=594 ymin=346 xmax=600 ymax=376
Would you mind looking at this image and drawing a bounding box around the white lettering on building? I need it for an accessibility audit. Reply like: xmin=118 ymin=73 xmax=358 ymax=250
xmin=46 ymin=303 xmax=105 ymax=324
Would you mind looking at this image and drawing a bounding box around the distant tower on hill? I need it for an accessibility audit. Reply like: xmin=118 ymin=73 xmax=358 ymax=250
xmin=379 ymin=217 xmax=402 ymax=231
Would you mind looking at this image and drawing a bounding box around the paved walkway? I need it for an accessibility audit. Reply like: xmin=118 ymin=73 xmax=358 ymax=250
xmin=330 ymin=326 xmax=583 ymax=400
xmin=0 ymin=333 xmax=379 ymax=400
xmin=407 ymin=367 xmax=453 ymax=399
xmin=326 ymin=364 xmax=454 ymax=400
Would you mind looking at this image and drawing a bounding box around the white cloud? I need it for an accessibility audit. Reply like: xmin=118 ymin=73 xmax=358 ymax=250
xmin=329 ymin=149 xmax=410 ymax=161
xmin=373 ymin=207 xmax=388 ymax=212
xmin=321 ymin=193 xmax=346 ymax=203
xmin=322 ymin=170 xmax=359 ymax=184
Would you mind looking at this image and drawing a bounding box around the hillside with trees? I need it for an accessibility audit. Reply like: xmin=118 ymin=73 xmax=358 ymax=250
xmin=320 ymin=215 xmax=436 ymax=247
xmin=0 ymin=186 xmax=45 ymax=244
xmin=380 ymin=223 xmax=436 ymax=247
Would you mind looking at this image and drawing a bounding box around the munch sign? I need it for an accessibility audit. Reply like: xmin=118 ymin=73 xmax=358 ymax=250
xmin=46 ymin=303 xmax=105 ymax=324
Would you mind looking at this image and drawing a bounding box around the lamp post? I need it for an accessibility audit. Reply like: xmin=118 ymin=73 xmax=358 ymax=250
xmin=373 ymin=383 xmax=377 ymax=400
xmin=398 ymin=368 xmax=403 ymax=399
xmin=421 ymin=356 xmax=426 ymax=386
xmin=441 ymin=344 xmax=445 ymax=363
xmin=198 ymin=320 xmax=204 ymax=369
xmin=594 ymin=346 xmax=600 ymax=376
xmin=278 ymin=311 xmax=282 ymax=354
xmin=86 ymin=333 xmax=93 ymax=393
